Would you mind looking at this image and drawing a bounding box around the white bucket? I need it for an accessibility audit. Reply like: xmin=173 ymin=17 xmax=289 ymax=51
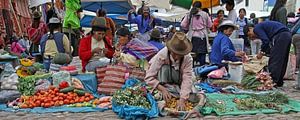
xmin=228 ymin=62 xmax=244 ymax=83
xmin=231 ymin=38 xmax=244 ymax=51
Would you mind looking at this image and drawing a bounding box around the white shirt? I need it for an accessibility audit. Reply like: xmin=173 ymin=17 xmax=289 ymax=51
xmin=227 ymin=9 xmax=237 ymax=24
xmin=90 ymin=37 xmax=105 ymax=62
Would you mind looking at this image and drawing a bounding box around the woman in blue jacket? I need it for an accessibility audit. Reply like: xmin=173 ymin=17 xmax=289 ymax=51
xmin=210 ymin=20 xmax=245 ymax=64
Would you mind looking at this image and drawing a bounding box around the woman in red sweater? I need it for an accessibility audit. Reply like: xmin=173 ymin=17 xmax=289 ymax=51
xmin=79 ymin=17 xmax=114 ymax=72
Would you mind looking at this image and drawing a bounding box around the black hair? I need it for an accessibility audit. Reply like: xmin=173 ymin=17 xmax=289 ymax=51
xmin=225 ymin=0 xmax=235 ymax=8
xmin=149 ymin=37 xmax=161 ymax=42
xmin=250 ymin=13 xmax=256 ymax=18
xmin=97 ymin=9 xmax=107 ymax=17
xmin=270 ymin=0 xmax=287 ymax=20
xmin=217 ymin=10 xmax=224 ymax=15
xmin=239 ymin=8 xmax=246 ymax=15
xmin=218 ymin=25 xmax=235 ymax=32
xmin=202 ymin=8 xmax=210 ymax=15
xmin=243 ymin=24 xmax=255 ymax=36
xmin=48 ymin=23 xmax=62 ymax=39
xmin=287 ymin=12 xmax=295 ymax=18
xmin=189 ymin=1 xmax=202 ymax=24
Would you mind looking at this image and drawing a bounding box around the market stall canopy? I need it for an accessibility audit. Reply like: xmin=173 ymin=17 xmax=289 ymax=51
xmin=29 ymin=0 xmax=54 ymax=8
xmin=81 ymin=14 xmax=128 ymax=27
xmin=81 ymin=0 xmax=132 ymax=14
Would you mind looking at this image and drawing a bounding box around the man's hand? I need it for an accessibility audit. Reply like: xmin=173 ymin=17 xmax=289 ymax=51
xmin=256 ymin=52 xmax=263 ymax=59
xmin=177 ymin=98 xmax=186 ymax=111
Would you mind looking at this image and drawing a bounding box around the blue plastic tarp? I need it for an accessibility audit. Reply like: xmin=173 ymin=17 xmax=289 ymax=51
xmin=0 ymin=104 xmax=108 ymax=113
xmin=81 ymin=1 xmax=131 ymax=14
xmin=81 ymin=14 xmax=128 ymax=27
xmin=73 ymin=74 xmax=102 ymax=98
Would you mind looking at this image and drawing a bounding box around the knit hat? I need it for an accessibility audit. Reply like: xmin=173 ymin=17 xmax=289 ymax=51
xmin=91 ymin=17 xmax=107 ymax=31
xmin=33 ymin=11 xmax=42 ymax=19
xmin=116 ymin=27 xmax=131 ymax=36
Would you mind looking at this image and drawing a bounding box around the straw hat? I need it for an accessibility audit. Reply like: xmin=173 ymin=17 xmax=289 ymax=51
xmin=218 ymin=19 xmax=238 ymax=30
xmin=166 ymin=32 xmax=192 ymax=55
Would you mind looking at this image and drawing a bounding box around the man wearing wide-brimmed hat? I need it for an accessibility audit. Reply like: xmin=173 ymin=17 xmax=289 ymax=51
xmin=210 ymin=19 xmax=245 ymax=65
xmin=79 ymin=17 xmax=114 ymax=72
xmin=145 ymin=32 xmax=194 ymax=111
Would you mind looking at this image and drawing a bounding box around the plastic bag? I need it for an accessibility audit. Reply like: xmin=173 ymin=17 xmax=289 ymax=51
xmin=0 ymin=63 xmax=16 ymax=81
xmin=0 ymin=90 xmax=21 ymax=103
xmin=193 ymin=65 xmax=219 ymax=76
xmin=34 ymin=79 xmax=51 ymax=92
xmin=63 ymin=0 xmax=81 ymax=29
xmin=1 ymin=73 xmax=19 ymax=90
xmin=52 ymin=71 xmax=72 ymax=88
xmin=207 ymin=67 xmax=227 ymax=79
xmin=112 ymin=78 xmax=159 ymax=120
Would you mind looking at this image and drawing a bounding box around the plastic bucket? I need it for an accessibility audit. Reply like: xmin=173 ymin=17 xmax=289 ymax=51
xmin=228 ymin=62 xmax=244 ymax=83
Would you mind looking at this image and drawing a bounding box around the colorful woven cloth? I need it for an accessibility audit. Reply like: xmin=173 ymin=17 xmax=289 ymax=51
xmin=122 ymin=38 xmax=158 ymax=61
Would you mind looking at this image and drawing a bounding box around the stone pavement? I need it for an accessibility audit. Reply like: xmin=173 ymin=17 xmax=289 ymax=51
xmin=0 ymin=80 xmax=300 ymax=120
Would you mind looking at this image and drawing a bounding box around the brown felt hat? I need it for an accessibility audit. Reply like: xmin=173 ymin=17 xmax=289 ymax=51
xmin=150 ymin=28 xmax=162 ymax=39
xmin=91 ymin=17 xmax=107 ymax=31
xmin=166 ymin=32 xmax=192 ymax=55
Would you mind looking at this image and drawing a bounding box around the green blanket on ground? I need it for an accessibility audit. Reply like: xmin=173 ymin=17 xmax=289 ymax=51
xmin=202 ymin=93 xmax=300 ymax=116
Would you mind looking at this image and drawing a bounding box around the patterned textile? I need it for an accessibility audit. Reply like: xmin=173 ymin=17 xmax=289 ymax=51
xmin=122 ymin=38 xmax=158 ymax=61
xmin=27 ymin=22 xmax=47 ymax=44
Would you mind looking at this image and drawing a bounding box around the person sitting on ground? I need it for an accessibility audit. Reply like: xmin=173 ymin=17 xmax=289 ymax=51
xmin=40 ymin=17 xmax=71 ymax=71
xmin=114 ymin=27 xmax=158 ymax=69
xmin=148 ymin=28 xmax=165 ymax=50
xmin=210 ymin=19 xmax=245 ymax=65
xmin=79 ymin=17 xmax=114 ymax=72
xmin=245 ymin=21 xmax=292 ymax=87
xmin=145 ymin=32 xmax=194 ymax=111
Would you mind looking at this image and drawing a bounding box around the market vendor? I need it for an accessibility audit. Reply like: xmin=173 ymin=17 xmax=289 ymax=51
xmin=114 ymin=27 xmax=158 ymax=69
xmin=128 ymin=6 xmax=162 ymax=42
xmin=27 ymin=11 xmax=48 ymax=54
xmin=79 ymin=17 xmax=114 ymax=72
xmin=245 ymin=21 xmax=291 ymax=87
xmin=144 ymin=32 xmax=193 ymax=111
xmin=40 ymin=17 xmax=71 ymax=71
xmin=210 ymin=20 xmax=245 ymax=65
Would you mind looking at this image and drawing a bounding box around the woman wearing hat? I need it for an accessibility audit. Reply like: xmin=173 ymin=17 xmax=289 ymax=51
xmin=79 ymin=17 xmax=114 ymax=72
xmin=27 ymin=11 xmax=48 ymax=54
xmin=114 ymin=27 xmax=158 ymax=69
xmin=245 ymin=21 xmax=292 ymax=87
xmin=128 ymin=6 xmax=162 ymax=42
xmin=148 ymin=28 xmax=165 ymax=50
xmin=210 ymin=20 xmax=245 ymax=65
xmin=40 ymin=17 xmax=71 ymax=71
xmin=145 ymin=32 xmax=194 ymax=111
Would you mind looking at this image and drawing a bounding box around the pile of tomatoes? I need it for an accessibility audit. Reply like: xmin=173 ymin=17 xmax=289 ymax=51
xmin=19 ymin=86 xmax=94 ymax=109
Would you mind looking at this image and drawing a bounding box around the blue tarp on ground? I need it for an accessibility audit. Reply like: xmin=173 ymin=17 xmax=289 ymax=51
xmin=0 ymin=104 xmax=108 ymax=113
xmin=81 ymin=1 xmax=131 ymax=14
xmin=81 ymin=14 xmax=128 ymax=27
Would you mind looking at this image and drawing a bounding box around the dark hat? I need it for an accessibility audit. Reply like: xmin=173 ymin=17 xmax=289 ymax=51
xmin=166 ymin=32 xmax=192 ymax=55
xmin=33 ymin=11 xmax=42 ymax=19
xmin=91 ymin=17 xmax=107 ymax=31
xmin=116 ymin=27 xmax=130 ymax=36
xmin=150 ymin=28 xmax=162 ymax=39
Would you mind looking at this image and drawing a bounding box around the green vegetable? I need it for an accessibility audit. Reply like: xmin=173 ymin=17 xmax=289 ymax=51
xmin=60 ymin=86 xmax=75 ymax=93
xmin=241 ymin=74 xmax=261 ymax=90
xmin=74 ymin=89 xmax=87 ymax=96
xmin=17 ymin=74 xmax=52 ymax=96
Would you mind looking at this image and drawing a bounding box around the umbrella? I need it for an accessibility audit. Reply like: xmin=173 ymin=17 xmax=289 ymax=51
xmin=80 ymin=14 xmax=128 ymax=27
xmin=81 ymin=0 xmax=132 ymax=14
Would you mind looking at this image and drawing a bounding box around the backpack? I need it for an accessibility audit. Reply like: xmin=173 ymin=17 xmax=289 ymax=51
xmin=291 ymin=19 xmax=300 ymax=35
xmin=40 ymin=32 xmax=65 ymax=57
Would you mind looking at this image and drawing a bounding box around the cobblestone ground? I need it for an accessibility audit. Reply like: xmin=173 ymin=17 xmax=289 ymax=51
xmin=1 ymin=81 xmax=300 ymax=120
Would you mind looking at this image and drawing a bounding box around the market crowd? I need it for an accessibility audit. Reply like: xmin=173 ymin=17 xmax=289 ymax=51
xmin=1 ymin=0 xmax=300 ymax=117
